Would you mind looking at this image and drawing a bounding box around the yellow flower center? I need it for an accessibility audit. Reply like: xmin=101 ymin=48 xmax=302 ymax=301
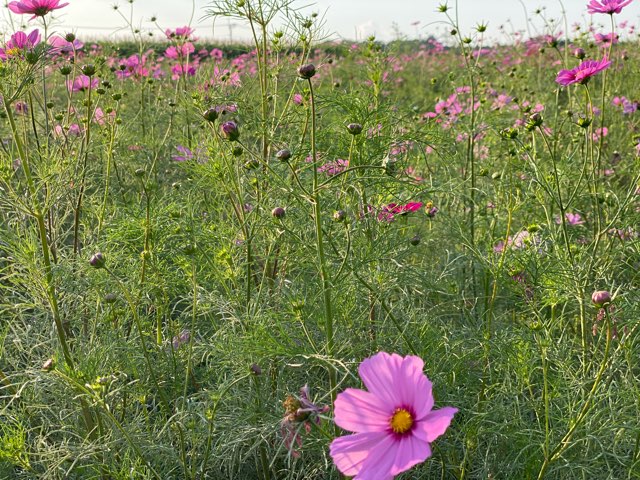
xmin=390 ymin=408 xmax=413 ymax=434
xmin=5 ymin=48 xmax=20 ymax=57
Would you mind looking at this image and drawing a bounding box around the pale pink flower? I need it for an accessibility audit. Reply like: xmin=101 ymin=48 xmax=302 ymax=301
xmin=317 ymin=159 xmax=348 ymax=176
xmin=555 ymin=212 xmax=585 ymax=226
xmin=330 ymin=352 xmax=457 ymax=479
xmin=67 ymin=75 xmax=99 ymax=92
xmin=165 ymin=26 xmax=195 ymax=40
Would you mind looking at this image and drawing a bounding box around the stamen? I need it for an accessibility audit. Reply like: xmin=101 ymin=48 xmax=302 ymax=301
xmin=390 ymin=408 xmax=413 ymax=434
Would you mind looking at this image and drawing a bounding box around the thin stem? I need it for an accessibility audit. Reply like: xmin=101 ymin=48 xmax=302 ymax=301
xmin=307 ymin=78 xmax=337 ymax=406
xmin=3 ymin=98 xmax=74 ymax=369
xmin=537 ymin=308 xmax=613 ymax=479
xmin=73 ymin=78 xmax=94 ymax=254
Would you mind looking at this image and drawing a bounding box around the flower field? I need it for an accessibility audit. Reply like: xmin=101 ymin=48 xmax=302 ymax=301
xmin=0 ymin=0 xmax=639 ymax=478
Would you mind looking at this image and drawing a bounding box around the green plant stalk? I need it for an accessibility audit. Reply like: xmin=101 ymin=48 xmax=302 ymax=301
xmin=141 ymin=184 xmax=157 ymax=344
xmin=214 ymin=128 xmax=253 ymax=313
xmin=538 ymin=129 xmax=574 ymax=263
xmin=200 ymin=374 xmax=251 ymax=475
xmin=40 ymin=16 xmax=51 ymax=145
xmin=4 ymin=96 xmax=98 ymax=437
xmin=73 ymin=77 xmax=94 ymax=254
xmin=183 ymin=261 xmax=198 ymax=402
xmin=485 ymin=203 xmax=513 ymax=331
xmin=448 ymin=3 xmax=478 ymax=320
xmin=352 ymin=271 xmax=418 ymax=355
xmin=245 ymin=2 xmax=270 ymax=163
xmin=53 ymin=370 xmax=162 ymax=480
xmin=176 ymin=423 xmax=192 ymax=480
xmin=539 ymin=337 xmax=550 ymax=463
xmin=537 ymin=308 xmax=613 ymax=479
xmin=308 ymin=78 xmax=337 ymax=406
xmin=583 ymin=86 xmax=600 ymax=243
xmin=98 ymin=100 xmax=120 ymax=237
xmin=251 ymin=375 xmax=271 ymax=480
xmin=106 ymin=267 xmax=170 ymax=413
xmin=3 ymin=98 xmax=74 ymax=369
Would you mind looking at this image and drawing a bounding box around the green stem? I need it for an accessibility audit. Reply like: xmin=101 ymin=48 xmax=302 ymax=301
xmin=537 ymin=308 xmax=613 ymax=479
xmin=308 ymin=79 xmax=337 ymax=406
xmin=106 ymin=267 xmax=170 ymax=413
xmin=3 ymin=98 xmax=74 ymax=369
xmin=73 ymin=78 xmax=94 ymax=254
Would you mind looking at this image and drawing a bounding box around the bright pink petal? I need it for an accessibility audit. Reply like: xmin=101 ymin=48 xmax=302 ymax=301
xmin=329 ymin=431 xmax=388 ymax=477
xmin=27 ymin=29 xmax=40 ymax=46
xmin=7 ymin=2 xmax=24 ymax=14
xmin=12 ymin=31 xmax=27 ymax=48
xmin=353 ymin=433 xmax=398 ymax=480
xmin=334 ymin=388 xmax=392 ymax=433
xmin=390 ymin=433 xmax=433 ymax=476
xmin=358 ymin=352 xmax=404 ymax=407
xmin=415 ymin=406 xmax=458 ymax=443
xmin=397 ymin=355 xmax=434 ymax=419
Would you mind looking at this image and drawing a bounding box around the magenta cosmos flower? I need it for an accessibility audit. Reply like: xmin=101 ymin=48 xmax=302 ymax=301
xmin=556 ymin=58 xmax=611 ymax=86
xmin=587 ymin=0 xmax=633 ymax=14
xmin=0 ymin=29 xmax=40 ymax=61
xmin=67 ymin=74 xmax=99 ymax=92
xmin=330 ymin=352 xmax=457 ymax=479
xmin=8 ymin=0 xmax=69 ymax=19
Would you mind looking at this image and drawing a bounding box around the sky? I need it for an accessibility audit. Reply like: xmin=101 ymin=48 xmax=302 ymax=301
xmin=3 ymin=0 xmax=640 ymax=43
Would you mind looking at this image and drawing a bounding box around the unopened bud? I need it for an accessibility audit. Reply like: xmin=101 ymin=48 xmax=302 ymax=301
xmin=591 ymin=290 xmax=612 ymax=307
xmin=89 ymin=252 xmax=105 ymax=269
xmin=346 ymin=123 xmax=363 ymax=135
xmin=297 ymin=63 xmax=316 ymax=79
xmin=272 ymin=207 xmax=286 ymax=219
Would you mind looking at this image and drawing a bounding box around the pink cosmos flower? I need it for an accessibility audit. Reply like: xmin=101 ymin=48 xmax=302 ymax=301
xmin=594 ymin=32 xmax=619 ymax=46
xmin=67 ymin=75 xmax=99 ymax=92
xmin=317 ymin=158 xmax=348 ymax=176
xmin=115 ymin=54 xmax=150 ymax=79
xmin=376 ymin=202 xmax=424 ymax=222
xmin=93 ymin=108 xmax=115 ymax=126
xmin=172 ymin=145 xmax=195 ymax=162
xmin=555 ymin=212 xmax=585 ymax=226
xmin=8 ymin=0 xmax=68 ymax=19
xmin=0 ymin=29 xmax=40 ymax=61
xmin=165 ymin=42 xmax=194 ymax=60
xmin=49 ymin=35 xmax=83 ymax=54
xmin=592 ymin=126 xmax=608 ymax=142
xmin=587 ymin=0 xmax=633 ymax=15
xmin=330 ymin=352 xmax=457 ymax=479
xmin=171 ymin=63 xmax=197 ymax=80
xmin=493 ymin=230 xmax=537 ymax=253
xmin=555 ymin=57 xmax=611 ymax=86
xmin=165 ymin=26 xmax=195 ymax=40
xmin=209 ymin=48 xmax=224 ymax=62
xmin=15 ymin=101 xmax=28 ymax=115
xmin=171 ymin=330 xmax=190 ymax=349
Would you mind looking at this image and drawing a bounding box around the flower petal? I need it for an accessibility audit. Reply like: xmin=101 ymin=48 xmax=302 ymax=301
xmin=334 ymin=388 xmax=393 ymax=433
xmin=353 ymin=433 xmax=398 ymax=480
xmin=398 ymin=355 xmax=434 ymax=419
xmin=358 ymin=352 xmax=407 ymax=407
xmin=390 ymin=433 xmax=432 ymax=476
xmin=329 ymin=431 xmax=387 ymax=477
xmin=415 ymin=406 xmax=458 ymax=443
